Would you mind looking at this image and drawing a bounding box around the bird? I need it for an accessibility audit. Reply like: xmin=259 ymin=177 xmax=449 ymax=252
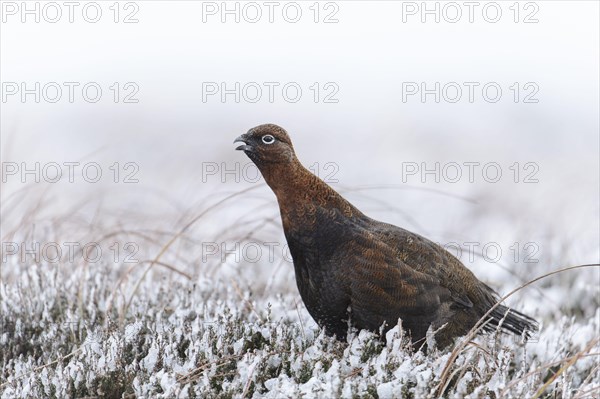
xmin=234 ymin=123 xmax=538 ymax=349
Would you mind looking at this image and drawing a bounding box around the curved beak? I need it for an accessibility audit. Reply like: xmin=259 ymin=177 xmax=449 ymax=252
xmin=234 ymin=134 xmax=254 ymax=152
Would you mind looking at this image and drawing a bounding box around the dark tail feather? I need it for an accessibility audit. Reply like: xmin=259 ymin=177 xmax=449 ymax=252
xmin=486 ymin=305 xmax=539 ymax=339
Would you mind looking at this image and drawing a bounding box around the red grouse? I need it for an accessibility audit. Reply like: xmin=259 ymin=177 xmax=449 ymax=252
xmin=234 ymin=124 xmax=538 ymax=348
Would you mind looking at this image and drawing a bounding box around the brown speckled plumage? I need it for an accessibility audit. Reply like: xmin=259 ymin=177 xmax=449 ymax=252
xmin=234 ymin=124 xmax=538 ymax=349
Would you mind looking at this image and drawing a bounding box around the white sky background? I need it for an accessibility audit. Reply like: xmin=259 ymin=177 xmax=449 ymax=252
xmin=1 ymin=1 xmax=599 ymax=281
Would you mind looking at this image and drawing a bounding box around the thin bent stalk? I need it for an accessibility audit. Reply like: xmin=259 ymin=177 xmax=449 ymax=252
xmin=436 ymin=263 xmax=600 ymax=397
xmin=120 ymin=185 xmax=262 ymax=322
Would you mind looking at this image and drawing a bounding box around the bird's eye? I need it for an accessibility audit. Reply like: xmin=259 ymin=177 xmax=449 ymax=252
xmin=262 ymin=134 xmax=275 ymax=144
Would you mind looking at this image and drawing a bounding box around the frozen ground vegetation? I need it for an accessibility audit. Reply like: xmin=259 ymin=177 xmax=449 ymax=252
xmin=1 ymin=185 xmax=598 ymax=398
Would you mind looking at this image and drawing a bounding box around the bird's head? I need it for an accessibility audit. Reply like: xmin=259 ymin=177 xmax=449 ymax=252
xmin=234 ymin=124 xmax=296 ymax=166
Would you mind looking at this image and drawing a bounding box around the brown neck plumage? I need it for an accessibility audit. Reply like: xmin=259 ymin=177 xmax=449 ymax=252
xmin=257 ymin=158 xmax=361 ymax=221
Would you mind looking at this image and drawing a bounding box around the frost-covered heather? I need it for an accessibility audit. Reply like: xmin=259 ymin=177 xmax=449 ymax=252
xmin=1 ymin=184 xmax=599 ymax=399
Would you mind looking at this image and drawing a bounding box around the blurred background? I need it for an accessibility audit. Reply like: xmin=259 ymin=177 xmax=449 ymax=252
xmin=1 ymin=1 xmax=598 ymax=317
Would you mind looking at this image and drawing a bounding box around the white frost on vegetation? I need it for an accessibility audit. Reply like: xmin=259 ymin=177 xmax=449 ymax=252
xmin=1 ymin=190 xmax=598 ymax=399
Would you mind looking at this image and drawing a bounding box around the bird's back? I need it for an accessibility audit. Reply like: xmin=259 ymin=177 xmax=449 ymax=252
xmin=282 ymin=203 xmax=496 ymax=347
xmin=280 ymin=185 xmax=537 ymax=347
